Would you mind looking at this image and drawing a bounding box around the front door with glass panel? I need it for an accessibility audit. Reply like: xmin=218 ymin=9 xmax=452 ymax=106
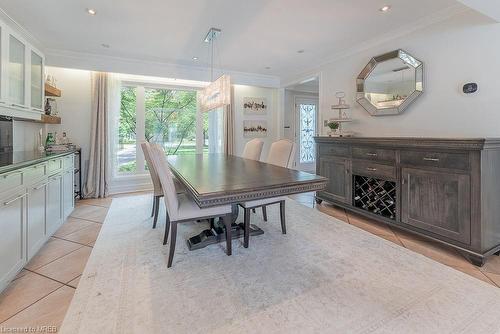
xmin=295 ymin=97 xmax=318 ymax=171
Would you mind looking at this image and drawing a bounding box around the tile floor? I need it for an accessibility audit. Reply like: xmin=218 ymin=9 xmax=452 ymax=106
xmin=1 ymin=192 xmax=500 ymax=332
xmin=0 ymin=198 xmax=112 ymax=332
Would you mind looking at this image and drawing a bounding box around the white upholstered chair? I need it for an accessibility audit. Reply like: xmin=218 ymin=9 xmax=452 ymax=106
xmin=239 ymin=139 xmax=296 ymax=248
xmin=242 ymin=139 xmax=264 ymax=161
xmin=141 ymin=142 xmax=185 ymax=229
xmin=148 ymin=144 xmax=234 ymax=268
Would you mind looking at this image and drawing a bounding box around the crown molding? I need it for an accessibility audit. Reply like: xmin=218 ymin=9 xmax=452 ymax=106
xmin=0 ymin=8 xmax=43 ymax=51
xmin=281 ymin=4 xmax=470 ymax=86
xmin=45 ymin=48 xmax=280 ymax=88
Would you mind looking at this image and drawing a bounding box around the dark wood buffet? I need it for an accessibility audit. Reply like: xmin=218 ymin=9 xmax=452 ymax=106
xmin=314 ymin=136 xmax=500 ymax=266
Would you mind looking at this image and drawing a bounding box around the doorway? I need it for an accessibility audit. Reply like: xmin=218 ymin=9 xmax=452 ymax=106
xmin=283 ymin=76 xmax=319 ymax=172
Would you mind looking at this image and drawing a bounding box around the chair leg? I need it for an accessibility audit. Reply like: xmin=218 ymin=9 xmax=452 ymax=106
xmin=151 ymin=196 xmax=156 ymax=217
xmin=163 ymin=212 xmax=171 ymax=245
xmin=280 ymin=201 xmax=286 ymax=234
xmin=252 ymin=208 xmax=256 ymax=213
xmin=153 ymin=196 xmax=160 ymax=229
xmin=244 ymin=208 xmax=250 ymax=248
xmin=209 ymin=218 xmax=215 ymax=229
xmin=222 ymin=214 xmax=232 ymax=256
xmin=167 ymin=222 xmax=177 ymax=268
xmin=262 ymin=206 xmax=268 ymax=221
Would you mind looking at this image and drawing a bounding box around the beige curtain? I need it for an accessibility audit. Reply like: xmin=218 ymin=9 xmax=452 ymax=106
xmin=223 ymin=104 xmax=234 ymax=155
xmin=84 ymin=72 xmax=109 ymax=198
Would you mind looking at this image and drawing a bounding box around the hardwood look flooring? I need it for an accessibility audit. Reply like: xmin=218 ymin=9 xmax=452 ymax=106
xmin=1 ymin=191 xmax=499 ymax=332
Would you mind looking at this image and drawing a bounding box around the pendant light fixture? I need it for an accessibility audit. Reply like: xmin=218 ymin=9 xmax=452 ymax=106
xmin=197 ymin=27 xmax=231 ymax=113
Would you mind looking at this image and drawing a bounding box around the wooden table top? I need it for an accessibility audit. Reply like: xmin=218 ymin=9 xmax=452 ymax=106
xmin=167 ymin=154 xmax=327 ymax=208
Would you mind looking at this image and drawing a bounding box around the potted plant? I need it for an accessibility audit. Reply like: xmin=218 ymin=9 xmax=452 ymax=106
xmin=327 ymin=120 xmax=340 ymax=136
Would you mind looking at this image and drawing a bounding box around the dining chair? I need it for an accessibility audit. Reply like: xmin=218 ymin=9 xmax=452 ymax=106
xmin=148 ymin=144 xmax=234 ymax=268
xmin=141 ymin=142 xmax=185 ymax=229
xmin=242 ymin=138 xmax=264 ymax=161
xmin=239 ymin=139 xmax=296 ymax=248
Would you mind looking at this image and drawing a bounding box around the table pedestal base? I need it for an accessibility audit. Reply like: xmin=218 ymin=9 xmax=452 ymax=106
xmin=187 ymin=223 xmax=264 ymax=251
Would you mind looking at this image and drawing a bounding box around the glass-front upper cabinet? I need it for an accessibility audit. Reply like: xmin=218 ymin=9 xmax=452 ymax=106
xmin=8 ymin=35 xmax=26 ymax=106
xmin=31 ymin=51 xmax=43 ymax=109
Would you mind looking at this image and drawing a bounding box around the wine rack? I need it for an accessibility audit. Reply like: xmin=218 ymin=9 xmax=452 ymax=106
xmin=353 ymin=175 xmax=396 ymax=220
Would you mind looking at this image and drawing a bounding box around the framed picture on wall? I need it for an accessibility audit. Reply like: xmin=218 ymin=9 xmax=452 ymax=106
xmin=243 ymin=97 xmax=267 ymax=115
xmin=243 ymin=120 xmax=268 ymax=138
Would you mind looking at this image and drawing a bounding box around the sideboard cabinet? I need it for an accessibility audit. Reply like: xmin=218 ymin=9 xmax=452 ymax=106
xmin=314 ymin=137 xmax=500 ymax=266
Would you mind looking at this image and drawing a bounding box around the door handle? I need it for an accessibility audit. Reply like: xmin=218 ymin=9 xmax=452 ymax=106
xmin=3 ymin=193 xmax=26 ymax=206
xmin=33 ymin=182 xmax=49 ymax=190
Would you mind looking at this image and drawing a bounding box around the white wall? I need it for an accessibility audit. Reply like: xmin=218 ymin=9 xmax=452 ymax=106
xmin=288 ymin=10 xmax=500 ymax=138
xmin=45 ymin=67 xmax=92 ymax=181
xmin=232 ymin=85 xmax=279 ymax=160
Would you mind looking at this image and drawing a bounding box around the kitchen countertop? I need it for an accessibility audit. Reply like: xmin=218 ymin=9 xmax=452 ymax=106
xmin=0 ymin=149 xmax=77 ymax=174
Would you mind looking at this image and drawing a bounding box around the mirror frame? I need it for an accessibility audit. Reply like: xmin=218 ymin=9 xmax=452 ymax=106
xmin=356 ymin=49 xmax=424 ymax=116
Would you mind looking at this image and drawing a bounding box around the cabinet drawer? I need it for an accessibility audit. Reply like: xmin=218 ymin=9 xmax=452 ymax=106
xmin=352 ymin=147 xmax=396 ymax=163
xmin=318 ymin=144 xmax=350 ymax=157
xmin=63 ymin=154 xmax=74 ymax=170
xmin=23 ymin=163 xmax=47 ymax=184
xmin=47 ymin=158 xmax=63 ymax=174
xmin=352 ymin=160 xmax=396 ymax=180
xmin=0 ymin=170 xmax=23 ymax=191
xmin=400 ymin=151 xmax=469 ymax=171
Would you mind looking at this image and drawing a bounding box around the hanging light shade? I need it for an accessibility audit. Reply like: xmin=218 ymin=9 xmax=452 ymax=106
xmin=197 ymin=74 xmax=231 ymax=113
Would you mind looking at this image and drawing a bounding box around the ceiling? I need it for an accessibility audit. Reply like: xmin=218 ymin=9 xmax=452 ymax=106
xmin=287 ymin=78 xmax=319 ymax=93
xmin=0 ymin=0 xmax=463 ymax=80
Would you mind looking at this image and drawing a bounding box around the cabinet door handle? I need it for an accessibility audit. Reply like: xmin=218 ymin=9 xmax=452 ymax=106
xmin=366 ymin=167 xmax=377 ymax=171
xmin=11 ymin=103 xmax=28 ymax=109
xmin=33 ymin=182 xmax=49 ymax=190
xmin=366 ymin=153 xmax=378 ymax=157
xmin=3 ymin=193 xmax=26 ymax=206
xmin=2 ymin=171 xmax=21 ymax=179
xmin=423 ymin=157 xmax=439 ymax=162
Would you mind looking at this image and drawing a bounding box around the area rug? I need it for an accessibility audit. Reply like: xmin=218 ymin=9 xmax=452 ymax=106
xmin=60 ymin=194 xmax=500 ymax=334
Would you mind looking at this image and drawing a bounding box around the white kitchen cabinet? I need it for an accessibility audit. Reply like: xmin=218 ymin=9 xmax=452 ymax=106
xmin=46 ymin=173 xmax=63 ymax=236
xmin=0 ymin=153 xmax=75 ymax=293
xmin=62 ymin=169 xmax=74 ymax=220
xmin=0 ymin=17 xmax=45 ymax=120
xmin=0 ymin=189 xmax=26 ymax=292
xmin=8 ymin=34 xmax=25 ymax=107
xmin=27 ymin=179 xmax=48 ymax=260
xmin=30 ymin=50 xmax=44 ymax=110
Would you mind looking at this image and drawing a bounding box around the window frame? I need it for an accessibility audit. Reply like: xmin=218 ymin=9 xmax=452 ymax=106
xmin=109 ymin=80 xmax=204 ymax=193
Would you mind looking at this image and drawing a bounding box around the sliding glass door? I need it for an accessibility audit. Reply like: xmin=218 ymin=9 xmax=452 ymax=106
xmin=116 ymin=85 xmax=202 ymax=175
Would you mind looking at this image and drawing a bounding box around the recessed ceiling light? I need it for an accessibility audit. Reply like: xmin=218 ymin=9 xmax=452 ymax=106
xmin=297 ymin=49 xmax=305 ymax=54
xmin=87 ymin=8 xmax=97 ymax=15
xmin=379 ymin=5 xmax=391 ymax=12
xmin=101 ymin=43 xmax=110 ymax=48
xmin=192 ymin=57 xmax=199 ymax=61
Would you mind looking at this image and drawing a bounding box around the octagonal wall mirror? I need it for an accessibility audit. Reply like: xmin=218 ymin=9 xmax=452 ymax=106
xmin=356 ymin=49 xmax=423 ymax=116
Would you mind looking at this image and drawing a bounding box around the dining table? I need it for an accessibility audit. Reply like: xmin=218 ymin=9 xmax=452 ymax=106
xmin=167 ymin=153 xmax=328 ymax=250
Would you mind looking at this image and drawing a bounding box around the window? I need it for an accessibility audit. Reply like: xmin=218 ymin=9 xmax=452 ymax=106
xmin=298 ymin=102 xmax=316 ymax=163
xmin=118 ymin=86 xmax=137 ymax=173
xmin=145 ymin=88 xmax=198 ymax=155
xmin=116 ymin=85 xmax=200 ymax=175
